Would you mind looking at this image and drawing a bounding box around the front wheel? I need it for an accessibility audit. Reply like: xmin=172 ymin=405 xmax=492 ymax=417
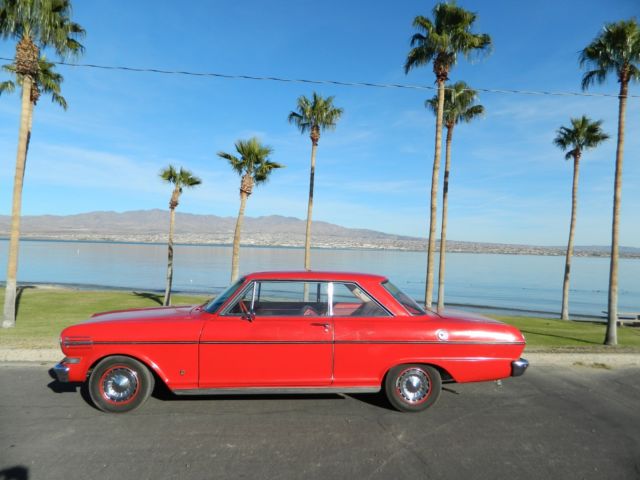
xmin=88 ymin=356 xmax=154 ymax=413
xmin=384 ymin=364 xmax=441 ymax=412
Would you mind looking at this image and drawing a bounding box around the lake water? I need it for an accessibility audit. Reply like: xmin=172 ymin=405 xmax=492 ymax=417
xmin=0 ymin=239 xmax=638 ymax=318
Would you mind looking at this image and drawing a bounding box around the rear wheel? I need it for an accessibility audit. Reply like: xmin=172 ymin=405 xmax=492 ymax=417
xmin=384 ymin=364 xmax=441 ymax=412
xmin=88 ymin=356 xmax=154 ymax=413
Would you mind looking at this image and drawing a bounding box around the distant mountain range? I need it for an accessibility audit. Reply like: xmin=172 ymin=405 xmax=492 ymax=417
xmin=0 ymin=209 xmax=638 ymax=258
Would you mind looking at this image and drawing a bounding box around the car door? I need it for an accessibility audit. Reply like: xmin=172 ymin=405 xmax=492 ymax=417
xmin=331 ymin=282 xmax=396 ymax=386
xmin=199 ymin=280 xmax=333 ymax=388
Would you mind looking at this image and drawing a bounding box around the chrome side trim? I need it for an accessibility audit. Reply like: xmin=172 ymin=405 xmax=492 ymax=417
xmin=173 ymin=386 xmax=380 ymax=396
xmin=52 ymin=362 xmax=70 ymax=382
xmin=511 ymin=358 xmax=529 ymax=377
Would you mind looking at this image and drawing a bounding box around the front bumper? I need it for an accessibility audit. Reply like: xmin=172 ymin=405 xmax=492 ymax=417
xmin=52 ymin=362 xmax=70 ymax=382
xmin=511 ymin=358 xmax=529 ymax=377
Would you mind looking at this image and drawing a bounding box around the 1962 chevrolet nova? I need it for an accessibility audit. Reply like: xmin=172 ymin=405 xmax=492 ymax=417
xmin=53 ymin=271 xmax=528 ymax=413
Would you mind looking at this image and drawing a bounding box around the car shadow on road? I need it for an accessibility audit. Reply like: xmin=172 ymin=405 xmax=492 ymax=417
xmin=0 ymin=466 xmax=29 ymax=480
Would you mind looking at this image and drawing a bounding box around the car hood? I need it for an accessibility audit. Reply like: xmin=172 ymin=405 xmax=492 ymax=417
xmin=83 ymin=305 xmax=197 ymax=324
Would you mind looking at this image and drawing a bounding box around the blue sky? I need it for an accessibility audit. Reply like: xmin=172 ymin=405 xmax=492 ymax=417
xmin=0 ymin=0 xmax=638 ymax=246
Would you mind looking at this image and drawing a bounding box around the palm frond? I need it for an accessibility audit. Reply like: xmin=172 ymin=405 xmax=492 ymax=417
xmin=580 ymin=18 xmax=640 ymax=90
xmin=425 ymin=81 xmax=484 ymax=126
xmin=160 ymin=164 xmax=201 ymax=189
xmin=289 ymin=92 xmax=343 ymax=136
xmin=405 ymin=2 xmax=491 ymax=76
xmin=0 ymin=0 xmax=85 ymax=57
xmin=553 ymin=115 xmax=609 ymax=159
xmin=2 ymin=55 xmax=67 ymax=108
xmin=219 ymin=137 xmax=282 ymax=186
xmin=0 ymin=79 xmax=15 ymax=95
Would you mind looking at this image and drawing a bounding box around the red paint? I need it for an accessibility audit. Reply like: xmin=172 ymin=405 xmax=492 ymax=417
xmin=58 ymin=271 xmax=527 ymax=393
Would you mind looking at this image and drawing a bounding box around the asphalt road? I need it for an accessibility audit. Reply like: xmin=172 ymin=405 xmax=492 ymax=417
xmin=1 ymin=363 xmax=639 ymax=480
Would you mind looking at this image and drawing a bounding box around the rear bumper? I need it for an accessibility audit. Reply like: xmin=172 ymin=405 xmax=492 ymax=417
xmin=511 ymin=358 xmax=529 ymax=377
xmin=52 ymin=362 xmax=70 ymax=383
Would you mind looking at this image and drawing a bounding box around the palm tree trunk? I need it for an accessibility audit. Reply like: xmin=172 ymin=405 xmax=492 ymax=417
xmin=605 ymin=80 xmax=628 ymax=345
xmin=163 ymin=207 xmax=176 ymax=306
xmin=304 ymin=142 xmax=318 ymax=271
xmin=231 ymin=191 xmax=248 ymax=282
xmin=2 ymin=78 xmax=33 ymax=328
xmin=437 ymin=125 xmax=453 ymax=311
xmin=425 ymin=78 xmax=445 ymax=309
xmin=561 ymin=152 xmax=581 ymax=320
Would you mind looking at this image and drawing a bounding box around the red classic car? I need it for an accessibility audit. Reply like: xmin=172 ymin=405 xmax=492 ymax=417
xmin=53 ymin=271 xmax=528 ymax=413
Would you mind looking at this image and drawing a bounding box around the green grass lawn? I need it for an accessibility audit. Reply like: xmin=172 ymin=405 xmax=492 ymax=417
xmin=0 ymin=288 xmax=208 ymax=349
xmin=495 ymin=315 xmax=640 ymax=351
xmin=0 ymin=288 xmax=638 ymax=352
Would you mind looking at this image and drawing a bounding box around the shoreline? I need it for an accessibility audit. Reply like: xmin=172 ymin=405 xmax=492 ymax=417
xmin=0 ymin=281 xmax=609 ymax=322
xmin=1 ymin=236 xmax=639 ymax=259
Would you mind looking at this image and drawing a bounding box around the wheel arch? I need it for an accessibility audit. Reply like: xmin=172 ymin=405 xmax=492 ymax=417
xmin=382 ymin=361 xmax=455 ymax=385
xmin=87 ymin=352 xmax=170 ymax=388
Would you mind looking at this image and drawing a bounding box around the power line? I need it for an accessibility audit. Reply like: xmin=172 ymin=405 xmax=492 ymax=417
xmin=1 ymin=56 xmax=637 ymax=99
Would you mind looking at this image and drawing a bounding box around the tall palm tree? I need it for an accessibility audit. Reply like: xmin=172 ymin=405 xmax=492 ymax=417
xmin=0 ymin=0 xmax=84 ymax=328
xmin=405 ymin=2 xmax=491 ymax=309
xmin=159 ymin=165 xmax=201 ymax=306
xmin=218 ymin=138 xmax=283 ymax=282
xmin=288 ymin=92 xmax=343 ymax=271
xmin=426 ymin=81 xmax=484 ymax=310
xmin=554 ymin=117 xmax=609 ymax=322
xmin=580 ymin=19 xmax=639 ymax=345
xmin=2 ymin=56 xmax=67 ymax=157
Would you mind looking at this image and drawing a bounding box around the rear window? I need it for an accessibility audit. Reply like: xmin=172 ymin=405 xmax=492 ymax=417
xmin=382 ymin=280 xmax=425 ymax=315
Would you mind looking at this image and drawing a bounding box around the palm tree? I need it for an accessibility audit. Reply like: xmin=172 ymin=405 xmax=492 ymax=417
xmin=426 ymin=81 xmax=484 ymax=310
xmin=1 ymin=0 xmax=84 ymax=328
xmin=580 ymin=19 xmax=640 ymax=345
xmin=554 ymin=117 xmax=609 ymax=321
xmin=218 ymin=138 xmax=284 ymax=282
xmin=159 ymin=165 xmax=202 ymax=306
xmin=2 ymin=56 xmax=67 ymax=157
xmin=288 ymin=92 xmax=343 ymax=271
xmin=405 ymin=2 xmax=491 ymax=309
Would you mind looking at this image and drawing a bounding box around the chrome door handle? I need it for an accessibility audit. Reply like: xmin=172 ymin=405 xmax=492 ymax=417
xmin=311 ymin=322 xmax=331 ymax=332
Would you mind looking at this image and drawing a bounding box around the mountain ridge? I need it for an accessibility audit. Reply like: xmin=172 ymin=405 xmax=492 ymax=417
xmin=0 ymin=210 xmax=637 ymax=258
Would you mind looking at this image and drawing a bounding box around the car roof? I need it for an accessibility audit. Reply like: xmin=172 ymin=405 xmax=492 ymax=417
xmin=243 ymin=271 xmax=388 ymax=283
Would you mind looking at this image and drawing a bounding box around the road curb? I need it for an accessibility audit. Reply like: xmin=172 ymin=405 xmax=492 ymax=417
xmin=525 ymin=352 xmax=640 ymax=368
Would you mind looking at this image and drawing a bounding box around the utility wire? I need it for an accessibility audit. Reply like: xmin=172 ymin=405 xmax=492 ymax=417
xmin=1 ymin=56 xmax=637 ymax=99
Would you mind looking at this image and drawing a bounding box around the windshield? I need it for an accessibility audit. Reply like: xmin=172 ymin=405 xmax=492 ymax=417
xmin=204 ymin=277 xmax=246 ymax=313
xmin=382 ymin=280 xmax=426 ymax=315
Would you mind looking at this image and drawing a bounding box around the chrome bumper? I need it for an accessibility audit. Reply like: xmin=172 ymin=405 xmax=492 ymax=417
xmin=52 ymin=362 xmax=70 ymax=382
xmin=511 ymin=358 xmax=529 ymax=377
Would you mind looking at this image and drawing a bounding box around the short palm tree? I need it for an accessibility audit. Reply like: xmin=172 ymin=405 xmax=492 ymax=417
xmin=288 ymin=92 xmax=343 ymax=271
xmin=405 ymin=2 xmax=491 ymax=309
xmin=218 ymin=138 xmax=283 ymax=282
xmin=1 ymin=0 xmax=84 ymax=328
xmin=426 ymin=81 xmax=484 ymax=310
xmin=554 ymin=117 xmax=609 ymax=322
xmin=580 ymin=19 xmax=639 ymax=345
xmin=159 ymin=165 xmax=202 ymax=306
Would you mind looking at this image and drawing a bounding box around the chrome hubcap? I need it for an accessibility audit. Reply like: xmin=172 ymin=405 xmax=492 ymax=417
xmin=397 ymin=368 xmax=430 ymax=404
xmin=102 ymin=368 xmax=139 ymax=403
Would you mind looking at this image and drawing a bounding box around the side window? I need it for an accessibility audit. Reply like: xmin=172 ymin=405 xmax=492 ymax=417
xmin=226 ymin=281 xmax=328 ymax=317
xmin=226 ymin=283 xmax=255 ymax=315
xmin=332 ymin=283 xmax=390 ymax=317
